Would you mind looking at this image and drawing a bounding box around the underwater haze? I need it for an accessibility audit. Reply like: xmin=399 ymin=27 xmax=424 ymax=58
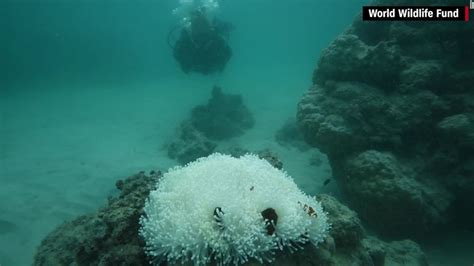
xmin=1 ymin=1 xmax=365 ymax=264
xmin=2 ymin=0 xmax=474 ymax=265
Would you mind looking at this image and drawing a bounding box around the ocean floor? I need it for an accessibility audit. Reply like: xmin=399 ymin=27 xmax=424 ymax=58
xmin=0 ymin=68 xmax=340 ymax=265
xmin=2 ymin=69 xmax=474 ymax=265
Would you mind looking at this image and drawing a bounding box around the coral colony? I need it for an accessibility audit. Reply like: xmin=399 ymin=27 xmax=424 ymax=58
xmin=140 ymin=153 xmax=330 ymax=265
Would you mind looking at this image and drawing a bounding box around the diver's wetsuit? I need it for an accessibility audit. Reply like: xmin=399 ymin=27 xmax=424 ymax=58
xmin=173 ymin=10 xmax=232 ymax=75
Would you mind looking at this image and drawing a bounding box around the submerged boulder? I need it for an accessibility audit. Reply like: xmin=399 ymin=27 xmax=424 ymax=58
xmin=33 ymin=171 xmax=160 ymax=266
xmin=190 ymin=86 xmax=254 ymax=140
xmin=297 ymin=0 xmax=474 ymax=237
xmin=167 ymin=121 xmax=217 ymax=165
xmin=34 ymin=163 xmax=427 ymax=266
xmin=167 ymin=86 xmax=254 ymax=164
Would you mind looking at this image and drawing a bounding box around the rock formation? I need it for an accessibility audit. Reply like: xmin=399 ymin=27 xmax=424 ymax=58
xmin=167 ymin=86 xmax=254 ymax=164
xmin=34 ymin=170 xmax=427 ymax=266
xmin=297 ymin=0 xmax=474 ymax=237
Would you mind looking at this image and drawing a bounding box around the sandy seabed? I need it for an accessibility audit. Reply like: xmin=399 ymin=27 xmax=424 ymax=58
xmin=0 ymin=68 xmax=337 ymax=265
xmin=2 ymin=68 xmax=472 ymax=265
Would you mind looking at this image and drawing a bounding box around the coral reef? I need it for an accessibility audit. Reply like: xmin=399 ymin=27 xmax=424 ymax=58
xmin=140 ymin=153 xmax=330 ymax=265
xmin=317 ymin=195 xmax=427 ymax=266
xmin=167 ymin=121 xmax=217 ymax=165
xmin=256 ymin=149 xmax=283 ymax=170
xmin=191 ymin=86 xmax=254 ymax=140
xmin=167 ymin=86 xmax=254 ymax=164
xmin=297 ymin=0 xmax=474 ymax=237
xmin=34 ymin=159 xmax=427 ymax=266
xmin=34 ymin=171 xmax=161 ymax=266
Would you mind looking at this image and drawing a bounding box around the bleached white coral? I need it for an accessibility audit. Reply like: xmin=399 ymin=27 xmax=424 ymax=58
xmin=140 ymin=153 xmax=330 ymax=265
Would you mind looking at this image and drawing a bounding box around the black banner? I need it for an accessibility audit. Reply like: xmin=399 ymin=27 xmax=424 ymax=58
xmin=362 ymin=6 xmax=469 ymax=21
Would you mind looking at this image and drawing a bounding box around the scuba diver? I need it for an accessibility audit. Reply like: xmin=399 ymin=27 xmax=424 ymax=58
xmin=168 ymin=8 xmax=233 ymax=75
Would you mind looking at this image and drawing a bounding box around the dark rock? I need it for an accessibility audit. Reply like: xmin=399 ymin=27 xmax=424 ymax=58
xmin=399 ymin=60 xmax=445 ymax=93
xmin=341 ymin=150 xmax=452 ymax=236
xmin=167 ymin=121 xmax=217 ymax=164
xmin=297 ymin=0 xmax=474 ymax=237
xmin=191 ymin=86 xmax=254 ymax=140
xmin=34 ymin=172 xmax=159 ymax=266
xmin=257 ymin=149 xmax=283 ymax=170
xmin=264 ymin=194 xmax=428 ymax=266
xmin=166 ymin=86 xmax=254 ymax=164
xmin=317 ymin=194 xmax=364 ymax=247
xmin=363 ymin=237 xmax=386 ymax=266
xmin=34 ymin=172 xmax=427 ymax=266
xmin=385 ymin=239 xmax=428 ymax=266
xmin=437 ymin=113 xmax=473 ymax=138
xmin=363 ymin=237 xmax=428 ymax=266
xmin=314 ymin=34 xmax=367 ymax=86
xmin=315 ymin=35 xmax=404 ymax=91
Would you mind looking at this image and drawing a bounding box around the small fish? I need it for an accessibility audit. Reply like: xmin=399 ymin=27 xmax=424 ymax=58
xmin=250 ymin=186 xmax=254 ymax=191
xmin=298 ymin=201 xmax=317 ymax=218
xmin=213 ymin=207 xmax=225 ymax=230
xmin=306 ymin=206 xmax=317 ymax=217
xmin=323 ymin=179 xmax=331 ymax=186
